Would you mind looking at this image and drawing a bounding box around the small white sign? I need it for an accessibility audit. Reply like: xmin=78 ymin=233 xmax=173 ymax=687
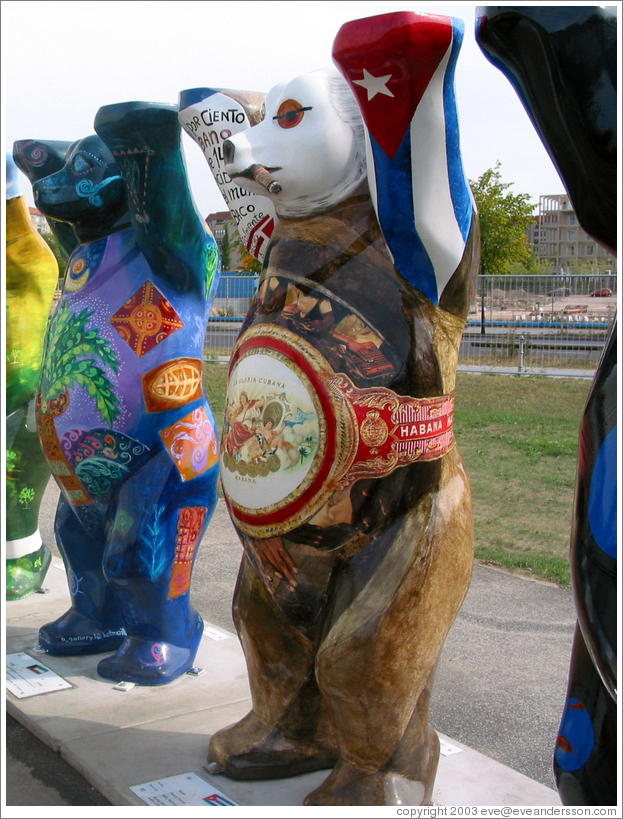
xmin=130 ymin=772 xmax=238 ymax=806
xmin=439 ymin=738 xmax=463 ymax=756
xmin=113 ymin=681 xmax=136 ymax=692
xmin=6 ymin=652 xmax=73 ymax=698
xmin=203 ymin=626 xmax=230 ymax=641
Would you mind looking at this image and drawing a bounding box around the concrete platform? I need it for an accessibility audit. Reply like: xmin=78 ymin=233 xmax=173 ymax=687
xmin=6 ymin=559 xmax=561 ymax=808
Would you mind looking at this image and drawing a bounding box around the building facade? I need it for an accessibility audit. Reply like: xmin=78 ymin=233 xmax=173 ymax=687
xmin=531 ymin=194 xmax=616 ymax=274
xmin=205 ymin=211 xmax=245 ymax=271
xmin=29 ymin=207 xmax=51 ymax=234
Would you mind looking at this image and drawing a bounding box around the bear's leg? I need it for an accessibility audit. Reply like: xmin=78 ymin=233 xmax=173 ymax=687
xmin=207 ymin=554 xmax=339 ymax=778
xmin=554 ymin=624 xmax=617 ymax=805
xmin=304 ymin=667 xmax=441 ymax=806
xmin=96 ymin=463 xmax=218 ymax=685
xmin=6 ymin=407 xmax=52 ymax=600
xmin=38 ymin=495 xmax=127 ymax=655
xmin=306 ymin=458 xmax=474 ymax=805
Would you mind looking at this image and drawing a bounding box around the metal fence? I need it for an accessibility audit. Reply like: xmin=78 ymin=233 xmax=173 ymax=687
xmin=205 ymin=274 xmax=259 ymax=357
xmin=462 ymin=275 xmax=616 ymax=375
xmin=205 ymin=274 xmax=616 ymax=375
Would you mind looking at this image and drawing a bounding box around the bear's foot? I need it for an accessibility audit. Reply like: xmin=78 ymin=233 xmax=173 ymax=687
xmin=97 ymin=630 xmax=201 ymax=686
xmin=6 ymin=545 xmax=52 ymax=601
xmin=39 ymin=609 xmax=127 ymax=656
xmin=303 ymin=761 xmax=431 ymax=806
xmin=207 ymin=711 xmax=338 ymax=780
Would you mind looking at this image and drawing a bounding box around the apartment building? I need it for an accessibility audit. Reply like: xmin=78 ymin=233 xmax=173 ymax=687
xmin=531 ymin=194 xmax=616 ymax=274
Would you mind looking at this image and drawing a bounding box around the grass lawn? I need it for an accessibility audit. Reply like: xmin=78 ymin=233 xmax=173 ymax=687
xmin=454 ymin=373 xmax=589 ymax=587
xmin=204 ymin=360 xmax=229 ymax=432
xmin=204 ymin=363 xmax=590 ymax=588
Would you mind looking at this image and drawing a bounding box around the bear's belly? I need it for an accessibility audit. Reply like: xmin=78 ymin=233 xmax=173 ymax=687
xmin=37 ymin=237 xmax=215 ymax=509
xmin=39 ymin=235 xmax=207 ymax=438
xmin=221 ymin=324 xmax=454 ymax=539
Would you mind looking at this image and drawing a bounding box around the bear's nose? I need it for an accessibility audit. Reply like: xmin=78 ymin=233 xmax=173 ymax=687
xmin=223 ymin=140 xmax=235 ymax=165
xmin=34 ymin=176 xmax=61 ymax=195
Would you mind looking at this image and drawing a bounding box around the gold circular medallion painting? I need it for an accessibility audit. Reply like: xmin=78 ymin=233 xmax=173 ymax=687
xmin=221 ymin=325 xmax=345 ymax=538
xmin=222 ymin=324 xmax=456 ymax=539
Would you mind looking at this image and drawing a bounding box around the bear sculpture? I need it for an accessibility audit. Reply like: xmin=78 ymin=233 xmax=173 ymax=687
xmin=476 ymin=6 xmax=617 ymax=805
xmin=22 ymin=102 xmax=220 ymax=685
xmin=5 ymin=152 xmax=59 ymax=600
xmin=197 ymin=11 xmax=479 ymax=805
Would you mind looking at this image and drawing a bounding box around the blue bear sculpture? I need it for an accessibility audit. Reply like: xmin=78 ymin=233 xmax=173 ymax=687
xmin=18 ymin=102 xmax=220 ymax=685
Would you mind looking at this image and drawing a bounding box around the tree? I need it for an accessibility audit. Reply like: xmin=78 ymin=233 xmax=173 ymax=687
xmin=39 ymin=301 xmax=121 ymax=426
xmin=231 ymin=230 xmax=262 ymax=276
xmin=470 ymin=162 xmax=535 ymax=276
xmin=507 ymin=255 xmax=542 ymax=276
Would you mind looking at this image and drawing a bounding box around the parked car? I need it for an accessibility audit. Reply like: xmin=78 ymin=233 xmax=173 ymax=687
xmin=547 ymin=287 xmax=571 ymax=297
xmin=590 ymin=287 xmax=613 ymax=297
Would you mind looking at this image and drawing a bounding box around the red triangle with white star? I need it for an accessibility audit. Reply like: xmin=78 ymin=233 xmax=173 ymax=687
xmin=333 ymin=12 xmax=453 ymax=158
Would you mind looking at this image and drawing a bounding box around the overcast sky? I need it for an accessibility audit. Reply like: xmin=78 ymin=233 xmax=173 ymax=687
xmin=4 ymin=0 xmax=606 ymax=219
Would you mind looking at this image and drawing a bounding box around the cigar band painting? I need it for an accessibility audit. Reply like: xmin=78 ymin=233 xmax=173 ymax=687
xmin=222 ymin=322 xmax=454 ymax=539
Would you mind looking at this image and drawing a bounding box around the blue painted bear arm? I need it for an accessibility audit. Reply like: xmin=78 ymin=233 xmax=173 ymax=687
xmin=94 ymin=101 xmax=217 ymax=296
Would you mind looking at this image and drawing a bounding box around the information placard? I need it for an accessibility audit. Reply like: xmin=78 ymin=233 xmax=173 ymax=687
xmin=130 ymin=772 xmax=238 ymax=806
xmin=6 ymin=652 xmax=72 ymax=698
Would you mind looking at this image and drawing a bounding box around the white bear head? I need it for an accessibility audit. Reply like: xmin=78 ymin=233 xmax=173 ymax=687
xmin=223 ymin=69 xmax=366 ymax=219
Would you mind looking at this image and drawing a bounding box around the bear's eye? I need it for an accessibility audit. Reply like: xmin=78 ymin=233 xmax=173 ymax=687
xmin=273 ymin=99 xmax=312 ymax=129
xmin=72 ymin=154 xmax=92 ymax=174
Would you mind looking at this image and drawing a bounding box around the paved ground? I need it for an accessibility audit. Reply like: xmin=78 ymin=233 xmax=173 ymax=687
xmin=5 ymin=714 xmax=112 ymax=807
xmin=4 ymin=479 xmax=577 ymax=807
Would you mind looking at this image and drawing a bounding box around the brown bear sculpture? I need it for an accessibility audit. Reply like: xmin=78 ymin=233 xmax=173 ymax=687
xmin=199 ymin=12 xmax=479 ymax=805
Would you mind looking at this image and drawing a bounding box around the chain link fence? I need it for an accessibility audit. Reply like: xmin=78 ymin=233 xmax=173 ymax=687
xmin=205 ymin=274 xmax=616 ymax=376
xmin=204 ymin=274 xmax=258 ymax=358
xmin=463 ymin=275 xmax=616 ymax=375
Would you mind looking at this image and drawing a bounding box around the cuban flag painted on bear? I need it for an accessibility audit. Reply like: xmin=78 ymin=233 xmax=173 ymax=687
xmin=333 ymin=12 xmax=474 ymax=305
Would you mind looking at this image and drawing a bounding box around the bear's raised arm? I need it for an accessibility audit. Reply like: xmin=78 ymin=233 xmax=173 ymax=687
xmin=333 ymin=11 xmax=477 ymax=310
xmin=94 ymin=101 xmax=217 ymax=296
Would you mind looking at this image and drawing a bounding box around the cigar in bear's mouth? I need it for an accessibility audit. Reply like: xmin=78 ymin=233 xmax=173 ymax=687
xmin=250 ymin=164 xmax=282 ymax=194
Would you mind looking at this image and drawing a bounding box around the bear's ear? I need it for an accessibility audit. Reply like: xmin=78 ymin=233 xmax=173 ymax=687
xmin=13 ymin=139 xmax=75 ymax=184
xmin=94 ymin=173 xmax=127 ymax=217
